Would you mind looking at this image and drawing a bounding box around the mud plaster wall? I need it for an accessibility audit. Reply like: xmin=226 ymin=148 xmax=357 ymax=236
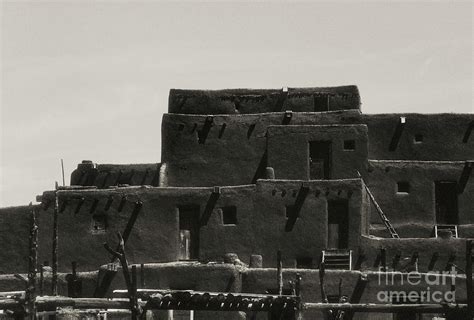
xmin=242 ymin=268 xmax=464 ymax=320
xmin=36 ymin=186 xmax=253 ymax=272
xmin=27 ymin=179 xmax=368 ymax=273
xmin=359 ymin=236 xmax=470 ymax=275
xmin=267 ymin=125 xmax=368 ymax=180
xmin=0 ymin=271 xmax=98 ymax=296
xmin=252 ymin=179 xmax=368 ymax=268
xmin=161 ymin=112 xmax=472 ymax=188
xmin=161 ymin=111 xmax=364 ymax=187
xmin=361 ymin=113 xmax=474 ymax=161
xmin=168 ymin=86 xmax=360 ymax=114
xmin=0 ymin=206 xmax=31 ymax=273
xmin=70 ymin=162 xmax=161 ymax=188
xmin=367 ymin=161 xmax=474 ymax=238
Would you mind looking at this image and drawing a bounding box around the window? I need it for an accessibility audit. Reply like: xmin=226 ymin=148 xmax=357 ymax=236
xmin=222 ymin=206 xmax=237 ymax=225
xmin=296 ymin=257 xmax=313 ymax=269
xmin=179 ymin=206 xmax=200 ymax=260
xmin=414 ymin=134 xmax=423 ymax=143
xmin=91 ymin=214 xmax=107 ymax=233
xmin=397 ymin=181 xmax=410 ymax=194
xmin=343 ymin=140 xmax=355 ymax=150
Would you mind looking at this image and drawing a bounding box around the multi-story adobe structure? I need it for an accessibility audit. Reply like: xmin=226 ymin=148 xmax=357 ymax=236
xmin=0 ymin=85 xmax=473 ymax=320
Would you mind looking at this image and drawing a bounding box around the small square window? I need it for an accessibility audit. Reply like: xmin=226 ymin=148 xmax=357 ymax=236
xmin=222 ymin=206 xmax=237 ymax=225
xmin=414 ymin=134 xmax=423 ymax=143
xmin=92 ymin=214 xmax=107 ymax=233
xmin=397 ymin=181 xmax=410 ymax=193
xmin=296 ymin=257 xmax=313 ymax=269
xmin=343 ymin=140 xmax=355 ymax=150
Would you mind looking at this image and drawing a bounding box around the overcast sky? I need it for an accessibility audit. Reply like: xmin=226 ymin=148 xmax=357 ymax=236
xmin=0 ymin=1 xmax=472 ymax=207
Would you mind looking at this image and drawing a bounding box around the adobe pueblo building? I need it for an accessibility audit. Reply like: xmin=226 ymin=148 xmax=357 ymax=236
xmin=0 ymin=86 xmax=473 ymax=320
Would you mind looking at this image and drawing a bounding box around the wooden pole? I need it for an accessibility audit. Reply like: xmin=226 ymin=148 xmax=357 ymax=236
xmin=302 ymin=302 xmax=468 ymax=313
xmin=466 ymin=240 xmax=473 ymax=318
xmin=131 ymin=265 xmax=139 ymax=320
xmin=26 ymin=203 xmax=38 ymax=319
xmin=39 ymin=264 xmax=44 ymax=297
xmin=140 ymin=263 xmax=145 ymax=289
xmin=277 ymin=250 xmax=283 ymax=296
xmin=51 ymin=182 xmax=59 ymax=296
xmin=380 ymin=248 xmax=386 ymax=272
xmin=104 ymin=233 xmax=138 ymax=318
xmin=60 ymin=159 xmax=65 ymax=187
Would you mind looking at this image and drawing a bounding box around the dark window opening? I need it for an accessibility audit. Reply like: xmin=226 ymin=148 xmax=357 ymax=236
xmin=414 ymin=134 xmax=423 ymax=143
xmin=391 ymin=293 xmax=421 ymax=320
xmin=397 ymin=181 xmax=410 ymax=193
xmin=179 ymin=206 xmax=200 ymax=260
xmin=222 ymin=206 xmax=237 ymax=225
xmin=314 ymin=95 xmax=329 ymax=112
xmin=327 ymin=200 xmax=349 ymax=249
xmin=91 ymin=214 xmax=107 ymax=233
xmin=343 ymin=140 xmax=355 ymax=150
xmin=435 ymin=181 xmax=459 ymax=225
xmin=296 ymin=257 xmax=313 ymax=269
xmin=309 ymin=141 xmax=332 ymax=179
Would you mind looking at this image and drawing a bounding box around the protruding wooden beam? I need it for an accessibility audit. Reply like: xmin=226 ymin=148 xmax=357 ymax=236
xmin=197 ymin=116 xmax=214 ymax=144
xmin=285 ymin=184 xmax=310 ymax=232
xmin=389 ymin=116 xmax=406 ymax=151
xmin=277 ymin=251 xmax=283 ymax=296
xmin=26 ymin=203 xmax=38 ymax=319
xmin=74 ymin=197 xmax=85 ymax=214
xmin=200 ymin=187 xmax=220 ymax=226
xmin=457 ymin=161 xmax=473 ymax=194
xmin=380 ymin=248 xmax=386 ymax=272
xmin=428 ymin=252 xmax=439 ymax=271
xmin=274 ymin=87 xmax=289 ymax=112
xmin=462 ymin=120 xmax=473 ymax=143
xmin=52 ymin=182 xmax=59 ymax=296
xmin=118 ymin=196 xmax=127 ymax=212
xmin=104 ymin=195 xmax=114 ymax=211
xmin=392 ymin=251 xmax=401 ymax=270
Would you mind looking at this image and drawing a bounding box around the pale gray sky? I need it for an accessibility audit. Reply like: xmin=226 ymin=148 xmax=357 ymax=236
xmin=0 ymin=1 xmax=472 ymax=207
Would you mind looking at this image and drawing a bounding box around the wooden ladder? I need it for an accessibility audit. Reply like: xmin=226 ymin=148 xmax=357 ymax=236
xmin=357 ymin=172 xmax=400 ymax=239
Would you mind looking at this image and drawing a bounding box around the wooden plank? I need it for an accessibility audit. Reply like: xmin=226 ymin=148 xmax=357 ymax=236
xmin=302 ymin=302 xmax=468 ymax=313
xmin=52 ymin=183 xmax=59 ymax=296
xmin=467 ymin=240 xmax=473 ymax=318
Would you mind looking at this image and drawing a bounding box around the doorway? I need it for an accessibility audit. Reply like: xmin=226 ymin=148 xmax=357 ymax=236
xmin=309 ymin=141 xmax=331 ymax=179
xmin=314 ymin=95 xmax=329 ymax=112
xmin=435 ymin=181 xmax=458 ymax=225
xmin=327 ymin=200 xmax=349 ymax=249
xmin=178 ymin=205 xmax=200 ymax=260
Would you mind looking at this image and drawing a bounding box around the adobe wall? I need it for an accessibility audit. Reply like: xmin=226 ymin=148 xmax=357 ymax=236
xmin=0 ymin=270 xmax=98 ymax=296
xmin=168 ymin=86 xmax=360 ymax=114
xmin=160 ymin=112 xmax=472 ymax=188
xmin=160 ymin=111 xmax=363 ymax=187
xmin=361 ymin=113 xmax=474 ymax=161
xmin=0 ymin=205 xmax=31 ymax=274
xmin=37 ymin=185 xmax=255 ymax=272
xmin=70 ymin=162 xmax=162 ymax=188
xmin=252 ymin=179 xmax=368 ymax=268
xmin=367 ymin=161 xmax=474 ymax=238
xmin=267 ymin=125 xmax=368 ymax=180
xmin=28 ymin=178 xmax=368 ymax=273
xmin=359 ymin=235 xmax=471 ymax=274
